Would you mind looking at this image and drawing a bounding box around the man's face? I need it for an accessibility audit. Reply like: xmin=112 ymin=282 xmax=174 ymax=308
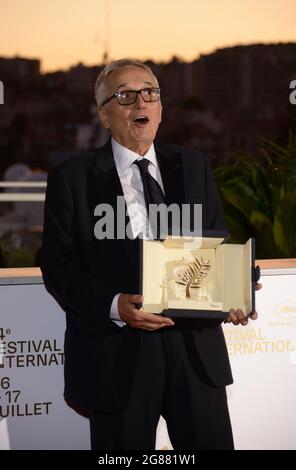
xmin=98 ymin=66 xmax=162 ymax=155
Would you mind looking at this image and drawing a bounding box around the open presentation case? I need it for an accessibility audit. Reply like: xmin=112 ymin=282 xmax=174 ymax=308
xmin=139 ymin=232 xmax=258 ymax=320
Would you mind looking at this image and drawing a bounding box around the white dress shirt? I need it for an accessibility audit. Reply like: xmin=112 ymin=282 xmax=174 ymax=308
xmin=109 ymin=137 xmax=165 ymax=325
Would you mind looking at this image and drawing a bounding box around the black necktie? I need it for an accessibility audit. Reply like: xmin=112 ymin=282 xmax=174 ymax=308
xmin=134 ymin=158 xmax=166 ymax=239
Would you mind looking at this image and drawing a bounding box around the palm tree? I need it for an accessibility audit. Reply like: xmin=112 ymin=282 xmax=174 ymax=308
xmin=214 ymin=134 xmax=296 ymax=258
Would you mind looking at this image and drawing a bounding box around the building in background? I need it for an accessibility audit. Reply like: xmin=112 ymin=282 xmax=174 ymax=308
xmin=0 ymin=44 xmax=296 ymax=263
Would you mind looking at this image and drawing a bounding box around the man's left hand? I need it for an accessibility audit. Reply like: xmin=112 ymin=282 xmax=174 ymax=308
xmin=225 ymin=283 xmax=262 ymax=326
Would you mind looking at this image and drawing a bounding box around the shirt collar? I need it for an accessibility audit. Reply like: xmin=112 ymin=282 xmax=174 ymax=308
xmin=111 ymin=137 xmax=157 ymax=175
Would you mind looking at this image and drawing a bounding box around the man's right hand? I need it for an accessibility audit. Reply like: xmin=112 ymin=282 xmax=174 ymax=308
xmin=117 ymin=294 xmax=174 ymax=331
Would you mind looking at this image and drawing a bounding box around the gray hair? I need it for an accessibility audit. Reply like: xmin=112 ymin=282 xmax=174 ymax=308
xmin=94 ymin=59 xmax=159 ymax=106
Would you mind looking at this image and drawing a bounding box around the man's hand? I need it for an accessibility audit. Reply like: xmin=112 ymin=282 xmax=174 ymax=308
xmin=117 ymin=294 xmax=174 ymax=331
xmin=225 ymin=283 xmax=262 ymax=326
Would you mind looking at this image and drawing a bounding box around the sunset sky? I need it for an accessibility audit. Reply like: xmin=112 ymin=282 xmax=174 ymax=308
xmin=1 ymin=0 xmax=296 ymax=72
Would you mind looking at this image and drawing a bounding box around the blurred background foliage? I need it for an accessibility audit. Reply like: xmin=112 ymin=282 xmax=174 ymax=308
xmin=214 ymin=133 xmax=296 ymax=259
xmin=0 ymin=230 xmax=41 ymax=268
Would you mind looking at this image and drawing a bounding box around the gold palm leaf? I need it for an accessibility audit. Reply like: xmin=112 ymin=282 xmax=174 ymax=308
xmin=175 ymin=257 xmax=210 ymax=298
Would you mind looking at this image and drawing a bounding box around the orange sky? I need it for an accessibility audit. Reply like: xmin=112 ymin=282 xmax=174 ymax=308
xmin=1 ymin=0 xmax=296 ymax=72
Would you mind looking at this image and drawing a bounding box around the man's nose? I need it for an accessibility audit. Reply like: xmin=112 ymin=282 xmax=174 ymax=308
xmin=134 ymin=91 xmax=146 ymax=107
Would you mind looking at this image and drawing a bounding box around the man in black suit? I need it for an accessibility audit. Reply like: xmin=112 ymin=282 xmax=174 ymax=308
xmin=41 ymin=59 xmax=258 ymax=450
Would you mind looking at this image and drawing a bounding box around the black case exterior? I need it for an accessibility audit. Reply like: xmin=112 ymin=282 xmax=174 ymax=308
xmin=163 ymin=308 xmax=228 ymax=320
xmin=250 ymin=238 xmax=260 ymax=317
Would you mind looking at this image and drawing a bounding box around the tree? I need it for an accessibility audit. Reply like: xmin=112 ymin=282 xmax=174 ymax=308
xmin=214 ymin=134 xmax=296 ymax=258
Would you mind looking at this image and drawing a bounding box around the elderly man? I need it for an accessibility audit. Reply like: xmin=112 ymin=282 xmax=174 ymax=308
xmin=41 ymin=59 xmax=258 ymax=450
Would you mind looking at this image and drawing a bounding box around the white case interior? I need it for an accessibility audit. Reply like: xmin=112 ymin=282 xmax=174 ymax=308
xmin=142 ymin=236 xmax=252 ymax=316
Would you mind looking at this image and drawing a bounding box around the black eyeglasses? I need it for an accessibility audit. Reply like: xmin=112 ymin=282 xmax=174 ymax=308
xmin=101 ymin=87 xmax=161 ymax=106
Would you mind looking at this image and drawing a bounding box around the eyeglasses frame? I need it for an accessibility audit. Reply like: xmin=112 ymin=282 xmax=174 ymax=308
xmin=101 ymin=87 xmax=161 ymax=106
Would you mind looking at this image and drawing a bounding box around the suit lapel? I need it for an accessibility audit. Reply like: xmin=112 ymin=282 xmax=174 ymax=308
xmin=88 ymin=138 xmax=131 ymax=238
xmin=92 ymin=138 xmax=124 ymax=205
xmin=155 ymin=140 xmax=185 ymax=206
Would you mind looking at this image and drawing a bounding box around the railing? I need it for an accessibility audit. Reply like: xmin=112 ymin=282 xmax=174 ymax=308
xmin=0 ymin=181 xmax=46 ymax=201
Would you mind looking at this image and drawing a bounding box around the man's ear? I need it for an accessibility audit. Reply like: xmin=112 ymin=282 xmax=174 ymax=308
xmin=98 ymin=106 xmax=110 ymax=129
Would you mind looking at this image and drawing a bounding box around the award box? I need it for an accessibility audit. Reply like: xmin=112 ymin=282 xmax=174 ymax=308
xmin=139 ymin=231 xmax=259 ymax=320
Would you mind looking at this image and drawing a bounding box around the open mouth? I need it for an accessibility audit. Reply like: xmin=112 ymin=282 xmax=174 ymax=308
xmin=132 ymin=116 xmax=150 ymax=125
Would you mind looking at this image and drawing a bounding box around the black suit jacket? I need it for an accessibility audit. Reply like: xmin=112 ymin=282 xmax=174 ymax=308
xmin=41 ymin=139 xmax=233 ymax=413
